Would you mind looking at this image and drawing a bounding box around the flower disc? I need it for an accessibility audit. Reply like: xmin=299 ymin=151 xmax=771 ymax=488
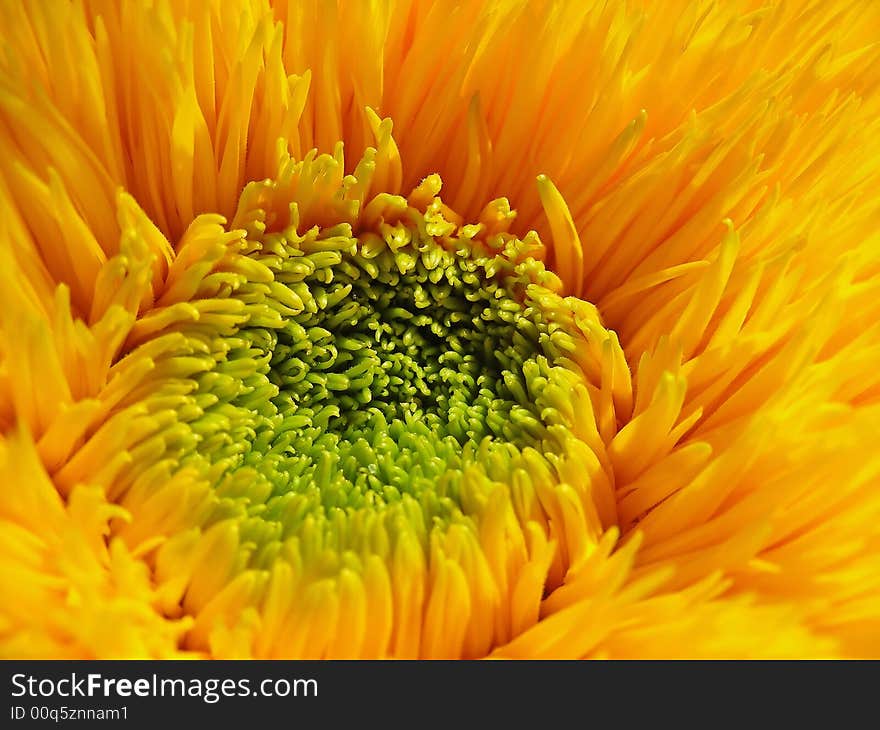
xmin=98 ymin=149 xmax=627 ymax=657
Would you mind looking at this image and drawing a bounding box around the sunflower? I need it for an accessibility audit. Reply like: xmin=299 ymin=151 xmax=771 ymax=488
xmin=1 ymin=0 xmax=878 ymax=660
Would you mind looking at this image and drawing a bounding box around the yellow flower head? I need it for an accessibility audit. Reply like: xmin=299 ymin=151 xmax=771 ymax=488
xmin=1 ymin=0 xmax=879 ymax=659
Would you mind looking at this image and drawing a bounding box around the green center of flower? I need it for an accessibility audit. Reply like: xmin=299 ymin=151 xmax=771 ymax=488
xmin=193 ymin=217 xmax=587 ymax=561
xmin=261 ymin=239 xmax=554 ymax=490
xmin=99 ymin=163 xmax=619 ymax=657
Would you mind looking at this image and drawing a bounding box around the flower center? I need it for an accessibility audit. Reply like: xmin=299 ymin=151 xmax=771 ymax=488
xmin=107 ymin=147 xmax=624 ymax=657
xmin=238 ymin=228 xmax=561 ymax=509
xmin=199 ymin=214 xmax=593 ymax=554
